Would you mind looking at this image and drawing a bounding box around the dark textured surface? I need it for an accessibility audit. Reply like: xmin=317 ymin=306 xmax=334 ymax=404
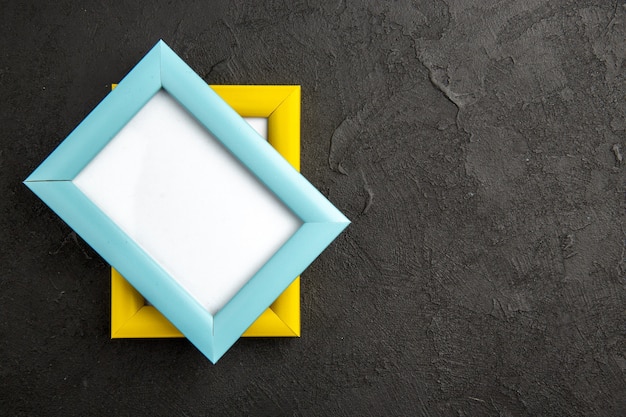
xmin=1 ymin=1 xmax=625 ymax=416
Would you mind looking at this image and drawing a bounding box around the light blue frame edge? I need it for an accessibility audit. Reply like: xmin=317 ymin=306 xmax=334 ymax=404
xmin=24 ymin=40 xmax=349 ymax=363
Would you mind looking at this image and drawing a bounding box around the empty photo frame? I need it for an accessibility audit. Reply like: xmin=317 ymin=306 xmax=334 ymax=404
xmin=24 ymin=41 xmax=349 ymax=363
xmin=111 ymin=85 xmax=302 ymax=338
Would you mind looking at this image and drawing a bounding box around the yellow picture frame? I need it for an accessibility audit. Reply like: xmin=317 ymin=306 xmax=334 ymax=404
xmin=110 ymin=85 xmax=301 ymax=338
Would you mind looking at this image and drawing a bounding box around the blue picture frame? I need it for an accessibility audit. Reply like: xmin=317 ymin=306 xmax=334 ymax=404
xmin=24 ymin=40 xmax=349 ymax=363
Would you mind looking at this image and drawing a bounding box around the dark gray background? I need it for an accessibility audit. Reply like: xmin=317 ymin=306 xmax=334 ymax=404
xmin=1 ymin=1 xmax=625 ymax=416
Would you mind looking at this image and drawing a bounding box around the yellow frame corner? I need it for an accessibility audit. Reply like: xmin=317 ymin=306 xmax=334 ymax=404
xmin=110 ymin=85 xmax=301 ymax=338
